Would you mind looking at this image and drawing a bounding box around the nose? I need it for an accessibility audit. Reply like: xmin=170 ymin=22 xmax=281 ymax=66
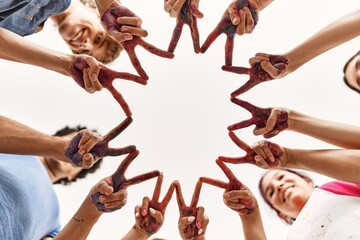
xmin=274 ymin=181 xmax=284 ymax=193
xmin=80 ymin=37 xmax=90 ymax=48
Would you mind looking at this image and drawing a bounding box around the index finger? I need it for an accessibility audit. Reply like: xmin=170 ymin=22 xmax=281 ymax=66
xmin=174 ymin=180 xmax=186 ymax=207
xmin=190 ymin=180 xmax=202 ymax=207
xmin=228 ymin=2 xmax=240 ymax=25
xmin=102 ymin=117 xmax=133 ymax=143
xmin=229 ymin=131 xmax=252 ymax=153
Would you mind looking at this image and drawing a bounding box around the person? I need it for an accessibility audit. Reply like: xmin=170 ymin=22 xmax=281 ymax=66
xmin=246 ymin=9 xmax=360 ymax=92
xmin=0 ymin=0 xmax=147 ymax=93
xmin=0 ymin=115 xmax=131 ymax=239
xmin=218 ymin=106 xmax=360 ymax=239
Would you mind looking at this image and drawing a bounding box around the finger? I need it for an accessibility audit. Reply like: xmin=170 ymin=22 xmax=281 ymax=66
xmin=260 ymin=61 xmax=279 ymax=78
xmin=149 ymin=207 xmax=163 ymax=225
xmin=170 ymin=0 xmax=186 ymax=17
xmin=152 ymin=173 xmax=164 ymax=202
xmin=83 ymin=68 xmax=95 ymax=93
xmin=79 ymin=132 xmax=101 ymax=154
xmin=110 ymin=31 xmax=133 ymax=42
xmin=103 ymin=198 xmax=127 ymax=209
xmin=107 ymin=145 xmax=137 ymax=156
xmin=222 ymin=65 xmax=249 ymax=74
xmin=260 ymin=140 xmax=275 ymax=162
xmin=244 ymin=7 xmax=254 ymax=33
xmin=117 ymin=17 xmax=142 ymax=26
xmin=164 ymin=0 xmax=177 ymax=13
xmin=160 ymin=180 xmax=176 ymax=210
xmin=190 ymin=180 xmax=202 ymax=207
xmin=125 ymin=170 xmax=160 ymax=187
xmin=179 ymin=216 xmax=195 ymax=229
xmin=95 ymin=181 xmax=114 ymax=196
xmin=120 ymin=25 xmax=148 ymax=38
xmin=196 ymin=206 xmax=204 ymax=229
xmin=134 ymin=205 xmax=141 ymax=218
xmin=85 ymin=59 xmax=101 ymax=90
xmin=191 ymin=1 xmax=203 ymax=18
xmin=78 ymin=130 xmax=93 ymax=149
xmin=139 ymin=41 xmax=174 ymax=59
xmin=236 ymin=9 xmax=245 ymax=35
xmin=252 ymin=142 xmax=267 ymax=159
xmin=102 ymin=117 xmax=132 ymax=143
xmin=264 ymin=130 xmax=279 ymax=139
xmin=106 ymin=85 xmax=132 ymax=117
xmin=200 ymin=176 xmax=228 ymax=189
xmin=100 ymin=189 xmax=128 ymax=203
xmin=199 ymin=215 xmax=209 ymax=234
xmin=228 ymin=131 xmax=253 ymax=153
xmin=254 ymin=155 xmax=270 ymax=169
xmin=174 ymin=180 xmax=185 ymax=207
xmin=249 ymin=55 xmax=269 ymax=66
xmin=258 ymin=108 xmax=280 ymax=135
xmin=141 ymin=196 xmax=150 ymax=216
xmin=228 ymin=118 xmax=254 ymax=131
xmin=228 ymin=3 xmax=240 ymax=25
xmin=217 ymin=156 xmax=249 ymax=164
xmin=81 ymin=153 xmax=94 ymax=168
xmin=224 ymin=190 xmax=252 ymax=201
xmin=225 ymin=201 xmax=245 ymax=209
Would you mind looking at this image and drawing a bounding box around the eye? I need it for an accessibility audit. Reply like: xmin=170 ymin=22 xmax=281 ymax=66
xmin=278 ymin=174 xmax=284 ymax=180
xmin=269 ymin=189 xmax=274 ymax=198
xmin=94 ymin=34 xmax=103 ymax=44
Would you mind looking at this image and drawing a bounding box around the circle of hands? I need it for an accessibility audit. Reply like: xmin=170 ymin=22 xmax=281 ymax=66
xmin=60 ymin=0 xmax=299 ymax=238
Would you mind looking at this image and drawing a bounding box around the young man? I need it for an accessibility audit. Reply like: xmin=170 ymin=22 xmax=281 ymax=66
xmin=0 ymin=115 xmax=128 ymax=239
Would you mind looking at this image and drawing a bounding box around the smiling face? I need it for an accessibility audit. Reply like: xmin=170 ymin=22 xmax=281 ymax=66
xmin=260 ymin=169 xmax=313 ymax=219
xmin=344 ymin=53 xmax=360 ymax=93
xmin=56 ymin=0 xmax=122 ymax=63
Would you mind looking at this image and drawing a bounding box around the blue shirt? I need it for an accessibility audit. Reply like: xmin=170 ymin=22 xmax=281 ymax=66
xmin=0 ymin=154 xmax=61 ymax=240
xmin=0 ymin=0 xmax=71 ymax=36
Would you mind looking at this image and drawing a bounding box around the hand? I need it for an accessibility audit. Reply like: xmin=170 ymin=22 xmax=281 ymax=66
xmin=223 ymin=187 xmax=258 ymax=216
xmin=201 ymin=0 xmax=259 ymax=65
xmin=68 ymin=56 xmax=147 ymax=117
xmin=218 ymin=132 xmax=286 ymax=168
xmin=249 ymin=53 xmax=290 ymax=79
xmin=65 ymin=117 xmax=136 ymax=168
xmin=89 ymin=179 xmax=128 ymax=213
xmin=90 ymin=150 xmax=160 ymax=212
xmin=101 ymin=3 xmax=174 ymax=80
xmin=167 ymin=0 xmax=203 ymax=53
xmin=174 ymin=180 xmax=207 ymax=239
xmin=227 ymin=0 xmax=261 ymax=35
xmin=228 ymin=98 xmax=289 ymax=138
xmin=133 ymin=173 xmax=176 ymax=236
xmin=200 ymin=159 xmax=255 ymax=214
xmin=222 ymin=54 xmax=288 ymax=96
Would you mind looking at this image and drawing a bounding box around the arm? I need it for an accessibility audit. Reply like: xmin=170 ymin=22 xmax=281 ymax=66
xmin=223 ymin=189 xmax=267 ymax=240
xmin=53 ymin=197 xmax=102 ymax=240
xmin=122 ymin=227 xmax=148 ymax=240
xmin=286 ymin=148 xmax=360 ymax=184
xmin=0 ymin=115 xmax=66 ymax=160
xmin=0 ymin=27 xmax=72 ymax=76
xmin=287 ymin=110 xmax=360 ymax=149
xmin=254 ymin=10 xmax=360 ymax=78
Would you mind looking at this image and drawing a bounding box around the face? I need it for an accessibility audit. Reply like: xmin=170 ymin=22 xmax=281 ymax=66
xmin=261 ymin=170 xmax=313 ymax=219
xmin=57 ymin=3 xmax=108 ymax=61
xmin=345 ymin=54 xmax=360 ymax=92
xmin=46 ymin=157 xmax=83 ymax=182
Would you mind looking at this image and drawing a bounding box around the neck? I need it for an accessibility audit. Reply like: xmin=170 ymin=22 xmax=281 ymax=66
xmin=39 ymin=157 xmax=57 ymax=183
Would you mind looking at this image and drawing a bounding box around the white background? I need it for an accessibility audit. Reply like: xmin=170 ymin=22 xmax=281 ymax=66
xmin=1 ymin=0 xmax=359 ymax=239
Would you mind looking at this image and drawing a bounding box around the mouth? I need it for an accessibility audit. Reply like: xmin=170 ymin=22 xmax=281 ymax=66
xmin=282 ymin=185 xmax=293 ymax=202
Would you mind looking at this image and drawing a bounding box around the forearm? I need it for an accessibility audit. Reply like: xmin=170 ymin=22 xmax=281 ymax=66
xmin=122 ymin=226 xmax=148 ymax=240
xmin=0 ymin=116 xmax=65 ymax=159
xmin=95 ymin=0 xmax=121 ymax=15
xmin=0 ymin=27 xmax=73 ymax=75
xmin=288 ymin=110 xmax=360 ymax=149
xmin=286 ymin=148 xmax=360 ymax=184
xmin=285 ymin=10 xmax=360 ymax=73
xmin=54 ymin=196 xmax=102 ymax=240
xmin=240 ymin=209 xmax=267 ymax=240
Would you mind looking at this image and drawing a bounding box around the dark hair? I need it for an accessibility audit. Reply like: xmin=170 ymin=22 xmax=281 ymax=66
xmin=258 ymin=169 xmax=313 ymax=224
xmin=52 ymin=125 xmax=103 ymax=185
xmin=343 ymin=51 xmax=360 ymax=94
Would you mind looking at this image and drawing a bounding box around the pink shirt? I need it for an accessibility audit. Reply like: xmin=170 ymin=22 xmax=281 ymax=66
xmin=319 ymin=180 xmax=360 ymax=197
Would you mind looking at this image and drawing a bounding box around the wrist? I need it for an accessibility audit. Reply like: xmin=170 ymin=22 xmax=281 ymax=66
xmin=131 ymin=225 xmax=148 ymax=240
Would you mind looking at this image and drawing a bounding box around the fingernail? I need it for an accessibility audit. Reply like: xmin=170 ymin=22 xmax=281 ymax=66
xmin=188 ymin=216 xmax=195 ymax=223
xmin=254 ymin=155 xmax=261 ymax=161
xmin=149 ymin=208 xmax=156 ymax=215
xmin=91 ymin=73 xmax=97 ymax=80
xmin=233 ymin=17 xmax=240 ymax=24
xmin=88 ymin=87 xmax=94 ymax=92
xmin=124 ymin=35 xmax=132 ymax=40
xmin=99 ymin=196 xmax=106 ymax=202
xmin=198 ymin=228 xmax=203 ymax=234
xmin=112 ymin=30 xmax=120 ymax=35
xmin=196 ymin=221 xmax=202 ymax=229
xmin=224 ymin=193 xmax=230 ymax=198
xmin=135 ymin=212 xmax=140 ymax=217
xmin=121 ymin=26 xmax=128 ymax=31
xmin=141 ymin=209 xmax=147 ymax=216
xmin=79 ymin=150 xmax=85 ymax=155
